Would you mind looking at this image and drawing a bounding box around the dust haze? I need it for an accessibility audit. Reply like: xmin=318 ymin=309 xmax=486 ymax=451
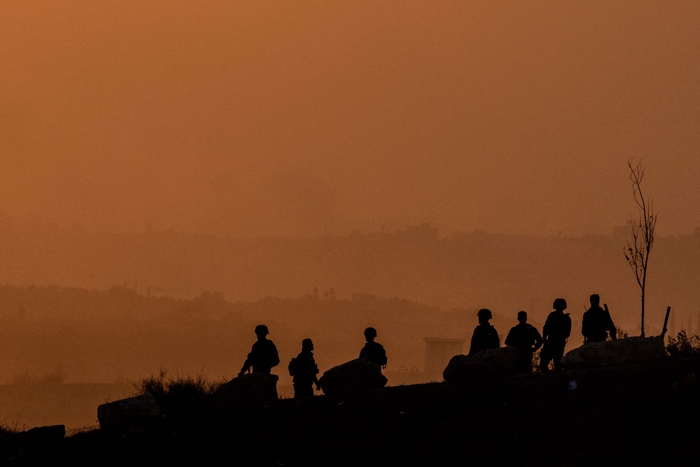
xmin=1 ymin=1 xmax=699 ymax=428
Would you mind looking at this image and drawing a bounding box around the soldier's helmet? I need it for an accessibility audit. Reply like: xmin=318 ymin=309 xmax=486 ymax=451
xmin=302 ymin=338 xmax=313 ymax=350
xmin=517 ymin=310 xmax=527 ymax=321
xmin=255 ymin=324 xmax=269 ymax=335
xmin=553 ymin=298 xmax=567 ymax=310
xmin=477 ymin=308 xmax=492 ymax=320
xmin=364 ymin=327 xmax=377 ymax=339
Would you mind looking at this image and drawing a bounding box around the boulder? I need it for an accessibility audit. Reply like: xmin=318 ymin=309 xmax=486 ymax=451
xmin=0 ymin=425 xmax=65 ymax=459
xmin=97 ymin=394 xmax=160 ymax=430
xmin=442 ymin=347 xmax=519 ymax=381
xmin=215 ymin=373 xmax=279 ymax=407
xmin=561 ymin=336 xmax=666 ymax=370
xmin=22 ymin=424 xmax=65 ymax=443
xmin=319 ymin=358 xmax=388 ymax=396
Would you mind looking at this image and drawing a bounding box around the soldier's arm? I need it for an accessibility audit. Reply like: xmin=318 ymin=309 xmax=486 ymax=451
xmin=238 ymin=353 xmax=253 ymax=376
xmin=542 ymin=319 xmax=550 ymax=341
xmin=533 ymin=328 xmax=543 ymax=351
xmin=504 ymin=329 xmax=514 ymax=347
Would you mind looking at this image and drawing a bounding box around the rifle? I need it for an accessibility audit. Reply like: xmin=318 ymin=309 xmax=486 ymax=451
xmin=603 ymin=303 xmax=617 ymax=340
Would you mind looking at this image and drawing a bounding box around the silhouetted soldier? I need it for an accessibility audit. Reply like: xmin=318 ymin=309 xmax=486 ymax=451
xmin=359 ymin=327 xmax=387 ymax=368
xmin=505 ymin=311 xmax=543 ymax=373
xmin=582 ymin=294 xmax=617 ymax=343
xmin=539 ymin=298 xmax=571 ymax=372
xmin=469 ymin=308 xmax=500 ymax=354
xmin=288 ymin=338 xmax=320 ymax=398
xmin=238 ymin=324 xmax=280 ymax=376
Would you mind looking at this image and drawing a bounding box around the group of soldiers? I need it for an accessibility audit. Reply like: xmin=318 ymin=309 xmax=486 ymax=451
xmin=237 ymin=293 xmax=616 ymax=398
xmin=471 ymin=294 xmax=617 ymax=372
xmin=238 ymin=325 xmax=387 ymax=398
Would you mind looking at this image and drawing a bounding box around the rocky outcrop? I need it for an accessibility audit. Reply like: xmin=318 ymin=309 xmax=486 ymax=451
xmin=319 ymin=358 xmax=388 ymax=396
xmin=0 ymin=425 xmax=65 ymax=460
xmin=215 ymin=373 xmax=279 ymax=407
xmin=97 ymin=394 xmax=161 ymax=430
xmin=561 ymin=336 xmax=666 ymax=370
xmin=443 ymin=347 xmax=519 ymax=381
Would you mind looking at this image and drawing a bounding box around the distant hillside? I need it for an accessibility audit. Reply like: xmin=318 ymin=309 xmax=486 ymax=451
xmin=0 ymin=284 xmax=480 ymax=386
xmin=1 ymin=220 xmax=699 ymax=335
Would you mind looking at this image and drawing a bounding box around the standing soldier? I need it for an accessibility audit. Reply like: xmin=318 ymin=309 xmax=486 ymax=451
xmin=469 ymin=308 xmax=500 ymax=354
xmin=238 ymin=324 xmax=280 ymax=376
xmin=539 ymin=299 xmax=572 ymax=372
xmin=288 ymin=338 xmax=321 ymax=398
xmin=505 ymin=311 xmax=543 ymax=373
xmin=582 ymin=294 xmax=617 ymax=343
xmin=360 ymin=327 xmax=388 ymax=369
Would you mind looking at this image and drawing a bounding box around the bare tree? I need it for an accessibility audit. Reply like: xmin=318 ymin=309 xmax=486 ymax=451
xmin=624 ymin=159 xmax=657 ymax=337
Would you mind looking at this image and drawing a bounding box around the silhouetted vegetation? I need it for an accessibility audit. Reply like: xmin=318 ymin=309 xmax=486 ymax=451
xmin=0 ymin=419 xmax=25 ymax=435
xmin=624 ymin=159 xmax=658 ymax=337
xmin=666 ymin=330 xmax=700 ymax=358
xmin=133 ymin=370 xmax=224 ymax=414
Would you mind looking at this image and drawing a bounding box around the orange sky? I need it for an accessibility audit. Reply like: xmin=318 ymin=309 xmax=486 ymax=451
xmin=2 ymin=1 xmax=699 ymax=237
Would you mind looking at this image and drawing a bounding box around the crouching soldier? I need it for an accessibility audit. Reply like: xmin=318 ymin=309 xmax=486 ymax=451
xmin=505 ymin=311 xmax=543 ymax=373
xmin=360 ymin=327 xmax=388 ymax=369
xmin=288 ymin=338 xmax=321 ymax=398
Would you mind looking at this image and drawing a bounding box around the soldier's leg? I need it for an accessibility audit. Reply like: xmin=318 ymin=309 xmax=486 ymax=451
xmin=539 ymin=346 xmax=551 ymax=372
xmin=552 ymin=343 xmax=566 ymax=371
xmin=293 ymin=382 xmax=313 ymax=398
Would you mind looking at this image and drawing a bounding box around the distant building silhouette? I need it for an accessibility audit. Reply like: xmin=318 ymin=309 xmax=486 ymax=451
xmin=424 ymin=338 xmax=464 ymax=380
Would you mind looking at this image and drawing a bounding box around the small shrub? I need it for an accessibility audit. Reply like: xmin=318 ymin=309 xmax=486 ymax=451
xmin=133 ymin=370 xmax=224 ymax=414
xmin=666 ymin=330 xmax=700 ymax=358
xmin=0 ymin=419 xmax=26 ymax=435
xmin=616 ymin=327 xmax=629 ymax=339
xmin=532 ymin=349 xmax=541 ymax=373
xmin=531 ymin=348 xmax=553 ymax=373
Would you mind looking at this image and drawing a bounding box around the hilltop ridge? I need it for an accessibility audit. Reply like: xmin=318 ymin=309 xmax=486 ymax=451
xmin=16 ymin=355 xmax=700 ymax=466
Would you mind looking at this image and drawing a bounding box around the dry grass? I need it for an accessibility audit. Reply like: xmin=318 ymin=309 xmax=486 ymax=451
xmin=0 ymin=418 xmax=26 ymax=435
xmin=666 ymin=330 xmax=700 ymax=358
xmin=133 ymin=370 xmax=226 ymax=414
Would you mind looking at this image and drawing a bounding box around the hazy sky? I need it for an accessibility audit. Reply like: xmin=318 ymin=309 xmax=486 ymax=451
xmin=2 ymin=1 xmax=699 ymax=237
